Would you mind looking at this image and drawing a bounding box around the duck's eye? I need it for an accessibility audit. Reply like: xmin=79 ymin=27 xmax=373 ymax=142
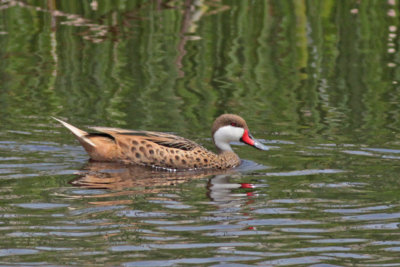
xmin=231 ymin=122 xmax=237 ymax=127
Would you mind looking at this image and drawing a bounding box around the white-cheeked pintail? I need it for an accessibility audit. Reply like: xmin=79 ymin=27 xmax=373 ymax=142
xmin=53 ymin=114 xmax=268 ymax=170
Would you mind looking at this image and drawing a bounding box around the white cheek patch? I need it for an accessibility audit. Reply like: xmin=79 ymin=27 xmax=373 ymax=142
xmin=213 ymin=125 xmax=245 ymax=151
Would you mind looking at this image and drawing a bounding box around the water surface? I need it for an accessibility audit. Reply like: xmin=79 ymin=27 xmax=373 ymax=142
xmin=1 ymin=0 xmax=400 ymax=266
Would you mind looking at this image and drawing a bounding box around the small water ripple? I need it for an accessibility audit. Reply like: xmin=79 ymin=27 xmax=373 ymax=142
xmin=70 ymin=205 xmax=126 ymax=216
xmin=356 ymin=223 xmax=399 ymax=230
xmin=260 ymin=256 xmax=333 ymax=266
xmin=343 ymin=212 xmax=400 ymax=221
xmin=257 ymin=169 xmax=346 ymax=177
xmin=309 ymin=238 xmax=367 ymax=244
xmin=0 ymin=249 xmax=39 ymax=257
xmin=295 ymin=246 xmax=351 ymax=252
xmin=111 ymin=242 xmax=255 ymax=252
xmin=322 ymin=252 xmax=372 ymax=259
xmin=12 ymin=203 xmax=69 ymax=209
xmin=117 ymin=210 xmax=171 ymax=218
xmin=238 ymin=218 xmax=319 ymax=226
xmin=158 ymin=224 xmax=244 ymax=231
xmin=204 ymin=230 xmax=272 ymax=236
xmin=122 ymin=256 xmax=261 ymax=267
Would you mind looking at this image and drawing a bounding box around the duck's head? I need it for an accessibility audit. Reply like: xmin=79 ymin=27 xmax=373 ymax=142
xmin=211 ymin=114 xmax=269 ymax=152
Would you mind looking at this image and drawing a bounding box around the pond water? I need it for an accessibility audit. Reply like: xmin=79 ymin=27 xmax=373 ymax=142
xmin=1 ymin=0 xmax=400 ymax=266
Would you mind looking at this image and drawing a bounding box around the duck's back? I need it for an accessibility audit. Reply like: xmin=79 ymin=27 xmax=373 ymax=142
xmin=91 ymin=127 xmax=224 ymax=170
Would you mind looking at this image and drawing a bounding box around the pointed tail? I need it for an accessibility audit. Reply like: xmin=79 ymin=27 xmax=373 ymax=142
xmin=52 ymin=117 xmax=96 ymax=147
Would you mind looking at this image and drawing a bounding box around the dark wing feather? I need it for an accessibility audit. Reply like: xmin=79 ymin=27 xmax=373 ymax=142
xmin=89 ymin=127 xmax=202 ymax=151
xmin=125 ymin=131 xmax=200 ymax=151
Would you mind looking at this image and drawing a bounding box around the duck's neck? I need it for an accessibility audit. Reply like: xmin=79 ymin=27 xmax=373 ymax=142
xmin=215 ymin=143 xmax=233 ymax=152
xmin=213 ymin=126 xmax=244 ymax=152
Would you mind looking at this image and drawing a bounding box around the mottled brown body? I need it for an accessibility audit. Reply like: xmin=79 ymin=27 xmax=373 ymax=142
xmin=84 ymin=128 xmax=241 ymax=170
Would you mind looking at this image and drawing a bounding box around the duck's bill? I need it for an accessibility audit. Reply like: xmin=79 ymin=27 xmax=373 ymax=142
xmin=252 ymin=139 xmax=269 ymax=151
xmin=240 ymin=130 xmax=269 ymax=151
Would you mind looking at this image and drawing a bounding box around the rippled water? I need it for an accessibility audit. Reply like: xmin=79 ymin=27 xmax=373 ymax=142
xmin=2 ymin=0 xmax=400 ymax=266
xmin=1 ymin=124 xmax=400 ymax=266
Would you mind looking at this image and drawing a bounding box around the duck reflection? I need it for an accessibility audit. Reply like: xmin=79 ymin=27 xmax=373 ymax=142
xmin=70 ymin=161 xmax=232 ymax=190
xmin=69 ymin=161 xmax=258 ymax=203
xmin=207 ymin=174 xmax=256 ymax=203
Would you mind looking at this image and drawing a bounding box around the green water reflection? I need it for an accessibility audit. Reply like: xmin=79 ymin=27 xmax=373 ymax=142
xmin=1 ymin=0 xmax=399 ymax=141
xmin=1 ymin=0 xmax=400 ymax=265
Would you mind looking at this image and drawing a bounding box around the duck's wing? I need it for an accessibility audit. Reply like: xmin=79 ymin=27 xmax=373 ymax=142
xmin=89 ymin=126 xmax=203 ymax=151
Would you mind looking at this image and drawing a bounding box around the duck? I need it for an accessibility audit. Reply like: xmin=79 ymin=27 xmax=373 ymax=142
xmin=53 ymin=114 xmax=268 ymax=170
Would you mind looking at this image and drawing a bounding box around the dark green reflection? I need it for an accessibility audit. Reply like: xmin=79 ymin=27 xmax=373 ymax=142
xmin=0 ymin=0 xmax=399 ymax=144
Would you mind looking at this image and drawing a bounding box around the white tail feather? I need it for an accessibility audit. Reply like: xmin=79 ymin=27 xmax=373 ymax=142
xmin=52 ymin=117 xmax=96 ymax=147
